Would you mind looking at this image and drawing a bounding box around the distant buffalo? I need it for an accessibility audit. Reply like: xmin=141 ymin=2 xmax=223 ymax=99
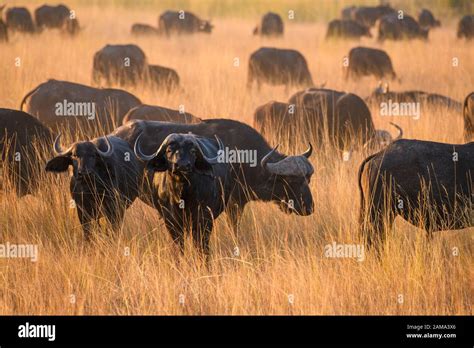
xmin=352 ymin=5 xmax=396 ymax=27
xmin=46 ymin=134 xmax=143 ymax=240
xmin=378 ymin=13 xmax=429 ymax=40
xmin=418 ymin=9 xmax=440 ymax=29
xmin=366 ymin=83 xmax=462 ymax=112
xmin=257 ymin=88 xmax=403 ymax=151
xmin=247 ymin=47 xmax=314 ymax=90
xmin=147 ymin=65 xmax=180 ymax=92
xmin=122 ymin=104 xmax=201 ymax=124
xmin=131 ymin=23 xmax=160 ymax=36
xmin=253 ymin=12 xmax=283 ymax=36
xmin=1 ymin=108 xmax=52 ymax=196
xmin=457 ymin=15 xmax=474 ymax=40
xmin=359 ymin=139 xmax=474 ymax=249
xmin=464 ymin=92 xmax=474 ymax=141
xmin=326 ymin=19 xmax=371 ymax=39
xmin=345 ymin=46 xmax=396 ymax=81
xmin=158 ymin=10 xmax=213 ymax=36
xmin=92 ymin=44 xmax=148 ymax=87
xmin=5 ymin=7 xmax=35 ymax=33
xmin=20 ymin=79 xmax=141 ymax=134
xmin=34 ymin=4 xmax=80 ymax=35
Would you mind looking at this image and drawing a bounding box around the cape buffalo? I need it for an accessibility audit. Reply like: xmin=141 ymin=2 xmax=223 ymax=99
xmin=34 ymin=4 xmax=80 ymax=36
xmin=0 ymin=5 xmax=8 ymax=42
xmin=147 ymin=64 xmax=180 ymax=93
xmin=20 ymin=79 xmax=142 ymax=134
xmin=135 ymin=133 xmax=228 ymax=257
xmin=46 ymin=134 xmax=143 ymax=240
xmin=131 ymin=23 xmax=160 ymax=36
xmin=326 ymin=19 xmax=371 ymax=39
xmin=113 ymin=118 xmax=315 ymax=233
xmin=122 ymin=104 xmax=201 ymax=124
xmin=457 ymin=15 xmax=474 ymax=40
xmin=1 ymin=108 xmax=52 ymax=196
xmin=5 ymin=7 xmax=35 ymax=33
xmin=464 ymin=92 xmax=474 ymax=141
xmin=378 ymin=13 xmax=429 ymax=41
xmin=158 ymin=10 xmax=213 ymax=36
xmin=366 ymin=83 xmax=462 ymax=112
xmin=345 ymin=47 xmax=397 ymax=81
xmin=247 ymin=47 xmax=314 ymax=90
xmin=418 ymin=9 xmax=441 ymax=29
xmin=286 ymin=88 xmax=403 ymax=151
xmin=253 ymin=12 xmax=284 ymax=36
xmin=92 ymin=44 xmax=148 ymax=87
xmin=359 ymin=139 xmax=473 ymax=249
xmin=352 ymin=5 xmax=396 ymax=27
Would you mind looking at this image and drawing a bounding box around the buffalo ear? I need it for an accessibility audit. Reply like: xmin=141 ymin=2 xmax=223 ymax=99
xmin=45 ymin=156 xmax=72 ymax=172
xmin=195 ymin=158 xmax=214 ymax=176
xmin=146 ymin=156 xmax=168 ymax=172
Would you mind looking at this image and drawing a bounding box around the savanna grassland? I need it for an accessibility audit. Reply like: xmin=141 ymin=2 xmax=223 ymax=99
xmin=0 ymin=0 xmax=472 ymax=315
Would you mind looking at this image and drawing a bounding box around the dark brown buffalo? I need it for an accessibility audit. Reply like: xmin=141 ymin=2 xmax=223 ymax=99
xmin=366 ymin=83 xmax=462 ymax=112
xmin=147 ymin=65 xmax=180 ymax=92
xmin=418 ymin=9 xmax=441 ymax=29
xmin=287 ymin=88 xmax=402 ymax=151
xmin=20 ymin=79 xmax=141 ymax=135
xmin=378 ymin=13 xmax=429 ymax=41
xmin=326 ymin=19 xmax=371 ymax=39
xmin=464 ymin=92 xmax=474 ymax=141
xmin=352 ymin=5 xmax=396 ymax=27
xmin=345 ymin=46 xmax=396 ymax=81
xmin=1 ymin=108 xmax=52 ymax=196
xmin=359 ymin=139 xmax=473 ymax=249
xmin=158 ymin=10 xmax=213 ymax=36
xmin=113 ymin=118 xmax=314 ymax=233
xmin=92 ymin=44 xmax=148 ymax=86
xmin=131 ymin=23 xmax=159 ymax=36
xmin=253 ymin=12 xmax=284 ymax=36
xmin=34 ymin=4 xmax=80 ymax=35
xmin=247 ymin=47 xmax=314 ymax=90
xmin=457 ymin=15 xmax=474 ymax=40
xmin=5 ymin=7 xmax=35 ymax=33
xmin=122 ymin=104 xmax=201 ymax=124
xmin=135 ymin=133 xmax=228 ymax=258
xmin=46 ymin=134 xmax=143 ymax=240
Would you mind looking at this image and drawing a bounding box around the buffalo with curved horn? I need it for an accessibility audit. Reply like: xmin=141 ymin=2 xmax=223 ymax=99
xmin=134 ymin=132 xmax=228 ymax=258
xmin=113 ymin=118 xmax=315 ymax=234
xmin=46 ymin=133 xmax=143 ymax=240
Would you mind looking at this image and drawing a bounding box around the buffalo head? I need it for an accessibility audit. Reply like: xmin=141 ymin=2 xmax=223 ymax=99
xmin=45 ymin=133 xmax=113 ymax=179
xmin=260 ymin=144 xmax=314 ymax=216
xmin=134 ymin=133 xmax=223 ymax=177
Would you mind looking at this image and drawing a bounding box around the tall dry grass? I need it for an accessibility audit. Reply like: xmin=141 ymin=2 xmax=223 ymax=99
xmin=0 ymin=3 xmax=472 ymax=314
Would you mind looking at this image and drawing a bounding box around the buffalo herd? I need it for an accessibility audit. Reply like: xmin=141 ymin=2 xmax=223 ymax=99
xmin=1 ymin=4 xmax=473 ymax=259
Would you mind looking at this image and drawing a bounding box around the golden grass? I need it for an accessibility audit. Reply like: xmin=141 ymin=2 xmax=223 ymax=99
xmin=0 ymin=2 xmax=472 ymax=314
